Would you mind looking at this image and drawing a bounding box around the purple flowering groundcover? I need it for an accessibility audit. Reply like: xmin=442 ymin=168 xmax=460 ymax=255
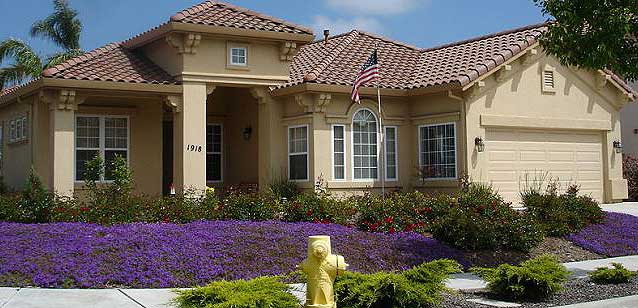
xmin=0 ymin=221 xmax=466 ymax=288
xmin=567 ymin=212 xmax=638 ymax=257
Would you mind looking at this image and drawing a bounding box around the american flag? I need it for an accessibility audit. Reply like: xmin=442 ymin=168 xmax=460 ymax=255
xmin=351 ymin=50 xmax=380 ymax=103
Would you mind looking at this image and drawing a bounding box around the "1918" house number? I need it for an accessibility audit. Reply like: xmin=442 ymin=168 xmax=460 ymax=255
xmin=186 ymin=144 xmax=203 ymax=152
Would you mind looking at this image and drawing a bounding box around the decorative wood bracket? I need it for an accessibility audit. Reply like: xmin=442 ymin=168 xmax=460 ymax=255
xmin=596 ymin=72 xmax=612 ymax=91
xmin=280 ymin=41 xmax=298 ymax=61
xmin=206 ymin=84 xmax=216 ymax=96
xmin=465 ymin=81 xmax=486 ymax=100
xmin=494 ymin=64 xmax=512 ymax=82
xmin=41 ymin=89 xmax=86 ymax=111
xmin=166 ymin=33 xmax=202 ymax=55
xmin=164 ymin=95 xmax=183 ymax=113
xmin=296 ymin=93 xmax=331 ymax=113
xmin=522 ymin=48 xmax=538 ymax=65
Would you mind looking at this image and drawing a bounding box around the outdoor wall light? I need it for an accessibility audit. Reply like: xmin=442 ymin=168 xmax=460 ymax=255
xmin=243 ymin=126 xmax=253 ymax=141
xmin=613 ymin=140 xmax=623 ymax=154
xmin=475 ymin=137 xmax=485 ymax=152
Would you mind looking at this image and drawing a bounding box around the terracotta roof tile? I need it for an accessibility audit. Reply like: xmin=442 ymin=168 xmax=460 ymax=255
xmin=171 ymin=1 xmax=313 ymax=35
xmin=286 ymin=23 xmax=549 ymax=90
xmin=41 ymin=43 xmax=177 ymax=85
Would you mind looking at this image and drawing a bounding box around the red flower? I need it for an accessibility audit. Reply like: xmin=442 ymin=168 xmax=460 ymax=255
xmin=384 ymin=217 xmax=394 ymax=224
xmin=306 ymin=210 xmax=313 ymax=217
xmin=388 ymin=227 xmax=396 ymax=234
xmin=80 ymin=207 xmax=89 ymax=212
xmin=321 ymin=219 xmax=330 ymax=224
xmin=424 ymin=207 xmax=432 ymax=213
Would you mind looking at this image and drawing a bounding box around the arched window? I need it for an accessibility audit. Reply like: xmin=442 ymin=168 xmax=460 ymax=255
xmin=352 ymin=109 xmax=378 ymax=180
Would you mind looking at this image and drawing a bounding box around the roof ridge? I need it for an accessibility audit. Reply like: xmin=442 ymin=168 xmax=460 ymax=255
xmin=421 ymin=22 xmax=549 ymax=52
xmin=303 ymin=30 xmax=359 ymax=82
xmin=42 ymin=42 xmax=122 ymax=77
xmin=171 ymin=0 xmax=314 ymax=35
xmin=356 ymin=30 xmax=421 ymax=51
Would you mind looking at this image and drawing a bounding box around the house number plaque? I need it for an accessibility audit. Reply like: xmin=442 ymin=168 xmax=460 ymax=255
xmin=186 ymin=144 xmax=203 ymax=152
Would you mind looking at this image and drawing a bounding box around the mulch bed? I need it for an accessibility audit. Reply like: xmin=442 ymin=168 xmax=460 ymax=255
xmin=463 ymin=236 xmax=603 ymax=268
xmin=440 ymin=277 xmax=638 ymax=307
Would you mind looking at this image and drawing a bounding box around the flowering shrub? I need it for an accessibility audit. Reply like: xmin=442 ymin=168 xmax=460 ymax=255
xmin=430 ymin=182 xmax=544 ymax=252
xmin=284 ymin=191 xmax=356 ymax=225
xmin=623 ymin=154 xmax=638 ymax=201
xmin=0 ymin=221 xmax=467 ymax=288
xmin=523 ymin=183 xmax=604 ymax=236
xmin=567 ymin=212 xmax=638 ymax=257
xmin=353 ymin=192 xmax=440 ymax=233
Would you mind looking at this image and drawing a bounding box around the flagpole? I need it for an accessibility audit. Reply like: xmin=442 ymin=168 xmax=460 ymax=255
xmin=374 ymin=47 xmax=385 ymax=198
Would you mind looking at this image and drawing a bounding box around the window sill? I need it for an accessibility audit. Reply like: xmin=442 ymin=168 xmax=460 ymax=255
xmin=8 ymin=139 xmax=29 ymax=146
xmin=226 ymin=64 xmax=250 ymax=71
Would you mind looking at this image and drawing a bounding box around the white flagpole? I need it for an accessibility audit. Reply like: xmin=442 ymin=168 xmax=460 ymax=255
xmin=375 ymin=48 xmax=385 ymax=198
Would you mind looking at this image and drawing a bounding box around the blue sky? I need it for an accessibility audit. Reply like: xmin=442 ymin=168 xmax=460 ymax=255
xmin=0 ymin=0 xmax=547 ymax=57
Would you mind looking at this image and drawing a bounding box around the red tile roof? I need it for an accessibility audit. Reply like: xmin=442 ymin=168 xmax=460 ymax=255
xmin=171 ymin=1 xmax=313 ymax=35
xmin=41 ymin=43 xmax=177 ymax=85
xmin=286 ymin=23 xmax=548 ymax=90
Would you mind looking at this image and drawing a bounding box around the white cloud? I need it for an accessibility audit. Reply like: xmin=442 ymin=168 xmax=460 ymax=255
xmin=312 ymin=15 xmax=383 ymax=36
xmin=324 ymin=0 xmax=421 ymax=16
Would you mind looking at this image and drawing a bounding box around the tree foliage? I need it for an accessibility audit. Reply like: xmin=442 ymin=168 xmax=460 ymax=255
xmin=533 ymin=0 xmax=638 ymax=81
xmin=0 ymin=0 xmax=83 ymax=89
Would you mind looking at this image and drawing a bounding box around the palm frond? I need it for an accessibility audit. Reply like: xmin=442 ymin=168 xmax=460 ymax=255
xmin=0 ymin=38 xmax=44 ymax=78
xmin=44 ymin=49 xmax=84 ymax=68
xmin=30 ymin=0 xmax=82 ymax=51
xmin=0 ymin=64 xmax=31 ymax=90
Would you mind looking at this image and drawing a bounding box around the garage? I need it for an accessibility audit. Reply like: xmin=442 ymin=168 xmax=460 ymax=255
xmin=485 ymin=128 xmax=604 ymax=205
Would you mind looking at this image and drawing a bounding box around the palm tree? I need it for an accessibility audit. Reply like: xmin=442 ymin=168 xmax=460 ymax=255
xmin=0 ymin=0 xmax=83 ymax=89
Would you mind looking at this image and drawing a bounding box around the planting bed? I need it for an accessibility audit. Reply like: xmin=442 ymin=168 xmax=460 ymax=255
xmin=0 ymin=221 xmax=466 ymax=288
xmin=567 ymin=212 xmax=638 ymax=257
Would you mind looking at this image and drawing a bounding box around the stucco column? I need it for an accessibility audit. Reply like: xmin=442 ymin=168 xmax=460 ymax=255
xmin=251 ymin=88 xmax=284 ymax=189
xmin=47 ymin=90 xmax=82 ymax=196
xmin=171 ymin=82 xmax=211 ymax=193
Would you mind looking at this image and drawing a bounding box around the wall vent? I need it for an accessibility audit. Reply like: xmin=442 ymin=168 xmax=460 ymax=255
xmin=542 ymin=68 xmax=557 ymax=93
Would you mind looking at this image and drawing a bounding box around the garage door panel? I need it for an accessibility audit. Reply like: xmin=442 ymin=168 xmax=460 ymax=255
xmin=486 ymin=129 xmax=603 ymax=204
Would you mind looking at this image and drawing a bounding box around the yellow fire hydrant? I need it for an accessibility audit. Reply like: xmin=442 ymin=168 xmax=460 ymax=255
xmin=298 ymin=236 xmax=348 ymax=308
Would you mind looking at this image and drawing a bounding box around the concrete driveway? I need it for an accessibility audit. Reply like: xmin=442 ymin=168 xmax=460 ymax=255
xmin=602 ymin=202 xmax=638 ymax=217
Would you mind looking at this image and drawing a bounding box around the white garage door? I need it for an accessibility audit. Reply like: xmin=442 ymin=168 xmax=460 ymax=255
xmin=486 ymin=129 xmax=604 ymax=204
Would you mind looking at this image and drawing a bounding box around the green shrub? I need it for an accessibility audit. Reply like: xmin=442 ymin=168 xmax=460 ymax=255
xmin=589 ymin=263 xmax=635 ymax=284
xmin=284 ymin=191 xmax=356 ymax=225
xmin=335 ymin=259 xmax=461 ymax=308
xmin=11 ymin=170 xmax=55 ymax=223
xmin=268 ymin=176 xmax=299 ymax=201
xmin=623 ymin=154 xmax=638 ymax=201
xmin=523 ymin=182 xmax=604 ymax=236
xmin=174 ymin=277 xmax=300 ymax=308
xmin=431 ymin=182 xmax=544 ymax=251
xmin=216 ymin=190 xmax=278 ymax=221
xmin=472 ymin=255 xmax=569 ymax=301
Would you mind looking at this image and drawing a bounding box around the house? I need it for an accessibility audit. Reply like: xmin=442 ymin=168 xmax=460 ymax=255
xmin=0 ymin=1 xmax=635 ymax=204
xmin=621 ymin=82 xmax=638 ymax=155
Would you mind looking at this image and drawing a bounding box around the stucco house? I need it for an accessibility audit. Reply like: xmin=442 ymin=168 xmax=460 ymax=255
xmin=0 ymin=1 xmax=635 ymax=204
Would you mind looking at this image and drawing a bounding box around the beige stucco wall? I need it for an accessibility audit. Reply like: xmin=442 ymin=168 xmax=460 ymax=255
xmin=277 ymin=92 xmax=464 ymax=195
xmin=621 ymin=82 xmax=638 ymax=155
xmin=464 ymin=52 xmax=628 ymax=202
xmin=0 ymin=97 xmax=34 ymax=190
xmin=73 ymin=98 xmax=163 ymax=196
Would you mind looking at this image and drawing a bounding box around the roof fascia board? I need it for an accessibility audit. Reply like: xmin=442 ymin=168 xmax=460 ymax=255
xmin=1 ymin=78 xmax=182 ymax=107
xmin=271 ymin=83 xmax=407 ymax=97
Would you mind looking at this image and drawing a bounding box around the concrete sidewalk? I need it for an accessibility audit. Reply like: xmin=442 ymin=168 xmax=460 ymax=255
xmin=2 ymin=255 xmax=638 ymax=308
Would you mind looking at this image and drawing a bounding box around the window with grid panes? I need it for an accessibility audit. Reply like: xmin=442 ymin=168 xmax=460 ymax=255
xmin=353 ymin=109 xmax=378 ymax=180
xmin=419 ymin=123 xmax=456 ymax=179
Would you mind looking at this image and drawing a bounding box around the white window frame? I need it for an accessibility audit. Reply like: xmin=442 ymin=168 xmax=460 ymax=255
xmin=74 ymin=114 xmax=130 ymax=183
xmin=384 ymin=126 xmax=398 ymax=181
xmin=418 ymin=122 xmax=457 ymax=181
xmin=206 ymin=123 xmax=223 ymax=183
xmin=8 ymin=116 xmax=28 ymax=143
xmin=288 ymin=124 xmax=309 ymax=182
xmin=331 ymin=124 xmax=346 ymax=181
xmin=351 ymin=108 xmax=380 ymax=182
xmin=229 ymin=47 xmax=247 ymax=66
